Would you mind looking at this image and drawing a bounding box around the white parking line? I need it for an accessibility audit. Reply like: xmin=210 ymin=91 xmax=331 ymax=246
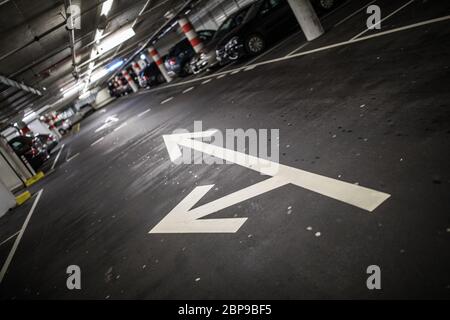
xmin=201 ymin=79 xmax=212 ymax=85
xmin=91 ymin=137 xmax=104 ymax=146
xmin=0 ymin=189 xmax=43 ymax=284
xmin=182 ymin=86 xmax=195 ymax=94
xmin=216 ymin=74 xmax=226 ymax=79
xmin=334 ymin=0 xmax=378 ymax=27
xmin=66 ymin=152 xmax=80 ymax=162
xmin=0 ymin=231 xmax=20 ymax=248
xmin=50 ymin=143 xmax=65 ymax=170
xmin=161 ymin=97 xmax=174 ymax=104
xmin=351 ymin=0 xmax=415 ymax=40
xmin=113 ymin=122 xmax=128 ymax=132
xmin=230 ymin=69 xmax=240 ymax=75
xmin=137 ymin=109 xmax=151 ymax=117
xmin=244 ymin=65 xmax=257 ymax=71
xmin=286 ymin=42 xmax=309 ymax=57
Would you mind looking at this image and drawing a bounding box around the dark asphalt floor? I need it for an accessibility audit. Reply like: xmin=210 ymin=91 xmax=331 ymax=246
xmin=0 ymin=0 xmax=449 ymax=299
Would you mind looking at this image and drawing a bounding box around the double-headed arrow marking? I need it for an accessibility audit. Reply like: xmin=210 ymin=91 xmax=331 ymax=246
xmin=149 ymin=131 xmax=390 ymax=233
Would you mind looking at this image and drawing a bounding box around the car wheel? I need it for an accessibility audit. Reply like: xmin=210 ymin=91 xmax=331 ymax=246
xmin=245 ymin=34 xmax=265 ymax=56
xmin=317 ymin=0 xmax=335 ymax=10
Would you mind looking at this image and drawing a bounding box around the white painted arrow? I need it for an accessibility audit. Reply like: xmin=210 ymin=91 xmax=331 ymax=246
xmin=150 ymin=131 xmax=391 ymax=233
xmin=94 ymin=115 xmax=119 ymax=133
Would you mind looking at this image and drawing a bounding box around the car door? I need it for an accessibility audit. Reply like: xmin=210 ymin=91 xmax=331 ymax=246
xmin=256 ymin=0 xmax=289 ymax=39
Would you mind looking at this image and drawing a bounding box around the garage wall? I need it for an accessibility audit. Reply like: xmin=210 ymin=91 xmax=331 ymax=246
xmin=0 ymin=150 xmax=23 ymax=192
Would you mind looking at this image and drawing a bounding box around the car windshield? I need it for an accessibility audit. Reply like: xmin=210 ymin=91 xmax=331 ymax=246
xmin=214 ymin=6 xmax=251 ymax=39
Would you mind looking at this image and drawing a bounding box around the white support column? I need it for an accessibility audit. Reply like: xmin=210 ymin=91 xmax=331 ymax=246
xmin=287 ymin=0 xmax=324 ymax=41
xmin=0 ymin=179 xmax=16 ymax=218
xmin=148 ymin=46 xmax=172 ymax=83
xmin=121 ymin=69 xmax=138 ymax=93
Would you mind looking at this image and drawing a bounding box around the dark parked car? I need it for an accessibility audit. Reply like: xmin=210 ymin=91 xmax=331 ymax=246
xmin=164 ymin=30 xmax=215 ymax=77
xmin=211 ymin=0 xmax=337 ymax=64
xmin=138 ymin=62 xmax=165 ymax=88
xmin=35 ymin=134 xmax=59 ymax=154
xmin=8 ymin=136 xmax=49 ymax=171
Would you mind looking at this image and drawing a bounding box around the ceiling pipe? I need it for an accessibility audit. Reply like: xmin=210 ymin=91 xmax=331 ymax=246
xmin=64 ymin=0 xmax=78 ymax=79
xmin=0 ymin=75 xmax=42 ymax=96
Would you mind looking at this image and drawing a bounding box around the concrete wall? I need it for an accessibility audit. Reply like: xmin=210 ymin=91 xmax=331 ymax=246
xmin=0 ymin=179 xmax=16 ymax=218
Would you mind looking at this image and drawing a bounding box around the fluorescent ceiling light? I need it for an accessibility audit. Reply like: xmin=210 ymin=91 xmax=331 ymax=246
xmin=101 ymin=0 xmax=114 ymax=16
xmin=90 ymin=68 xmax=109 ymax=83
xmin=94 ymin=29 xmax=104 ymax=43
xmin=63 ymin=82 xmax=85 ymax=98
xmin=91 ymin=26 xmax=135 ymax=60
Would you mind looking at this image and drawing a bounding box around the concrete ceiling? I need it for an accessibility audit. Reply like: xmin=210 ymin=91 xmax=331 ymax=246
xmin=0 ymin=0 xmax=190 ymax=125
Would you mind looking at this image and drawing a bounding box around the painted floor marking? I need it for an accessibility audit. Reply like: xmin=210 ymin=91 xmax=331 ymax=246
xmin=91 ymin=137 xmax=104 ymax=146
xmin=113 ymin=122 xmax=128 ymax=132
xmin=334 ymin=0 xmax=378 ymax=27
xmin=50 ymin=143 xmax=65 ymax=170
xmin=161 ymin=97 xmax=174 ymax=104
xmin=0 ymin=231 xmax=20 ymax=248
xmin=137 ymin=109 xmax=151 ymax=117
xmin=201 ymin=79 xmax=212 ymax=85
xmin=66 ymin=152 xmax=80 ymax=162
xmin=351 ymin=0 xmax=415 ymax=40
xmin=0 ymin=189 xmax=43 ymax=283
xmin=182 ymin=86 xmax=195 ymax=94
xmin=151 ymin=131 xmax=390 ymax=233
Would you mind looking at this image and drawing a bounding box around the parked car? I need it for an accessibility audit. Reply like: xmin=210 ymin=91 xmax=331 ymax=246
xmin=194 ymin=0 xmax=337 ymax=68
xmin=138 ymin=62 xmax=165 ymax=88
xmin=164 ymin=30 xmax=215 ymax=77
xmin=8 ymin=135 xmax=49 ymax=171
xmin=35 ymin=133 xmax=59 ymax=154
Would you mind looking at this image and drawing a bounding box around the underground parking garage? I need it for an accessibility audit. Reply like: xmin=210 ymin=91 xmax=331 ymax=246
xmin=0 ymin=0 xmax=450 ymax=309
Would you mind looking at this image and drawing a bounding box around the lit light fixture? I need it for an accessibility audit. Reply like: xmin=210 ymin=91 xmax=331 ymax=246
xmin=140 ymin=53 xmax=146 ymax=60
xmin=101 ymin=0 xmax=114 ymax=16
xmin=94 ymin=29 xmax=104 ymax=44
xmin=63 ymin=82 xmax=85 ymax=98
xmin=92 ymin=26 xmax=135 ymax=60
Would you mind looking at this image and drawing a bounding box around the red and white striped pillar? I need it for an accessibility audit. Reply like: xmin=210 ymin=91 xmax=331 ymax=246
xmin=178 ymin=15 xmax=203 ymax=54
xmin=121 ymin=69 xmax=138 ymax=92
xmin=148 ymin=46 xmax=172 ymax=83
xmin=131 ymin=61 xmax=142 ymax=76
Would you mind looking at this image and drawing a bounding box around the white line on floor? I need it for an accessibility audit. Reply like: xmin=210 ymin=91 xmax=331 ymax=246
xmin=0 ymin=231 xmax=20 ymax=248
xmin=216 ymin=74 xmax=226 ymax=79
xmin=286 ymin=42 xmax=309 ymax=57
xmin=351 ymin=0 xmax=415 ymax=40
xmin=0 ymin=189 xmax=43 ymax=284
xmin=66 ymin=152 xmax=80 ymax=162
xmin=230 ymin=69 xmax=240 ymax=75
xmin=91 ymin=137 xmax=104 ymax=146
xmin=113 ymin=122 xmax=128 ymax=132
xmin=334 ymin=0 xmax=378 ymax=27
xmin=50 ymin=144 xmax=65 ymax=170
xmin=244 ymin=65 xmax=257 ymax=71
xmin=138 ymin=14 xmax=450 ymax=93
xmin=182 ymin=86 xmax=195 ymax=94
xmin=137 ymin=109 xmax=151 ymax=117
xmin=161 ymin=97 xmax=174 ymax=104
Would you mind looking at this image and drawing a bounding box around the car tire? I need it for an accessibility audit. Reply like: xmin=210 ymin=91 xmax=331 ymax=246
xmin=245 ymin=34 xmax=266 ymax=56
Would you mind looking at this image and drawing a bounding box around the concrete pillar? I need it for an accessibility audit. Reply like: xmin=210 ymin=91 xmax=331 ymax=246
xmin=121 ymin=69 xmax=138 ymax=93
xmin=0 ymin=179 xmax=15 ymax=218
xmin=148 ymin=46 xmax=172 ymax=83
xmin=178 ymin=15 xmax=204 ymax=54
xmin=0 ymin=136 xmax=33 ymax=180
xmin=287 ymin=0 xmax=324 ymax=41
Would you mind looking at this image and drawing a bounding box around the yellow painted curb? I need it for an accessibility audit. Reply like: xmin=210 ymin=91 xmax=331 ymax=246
xmin=16 ymin=191 xmax=31 ymax=206
xmin=25 ymin=171 xmax=45 ymax=187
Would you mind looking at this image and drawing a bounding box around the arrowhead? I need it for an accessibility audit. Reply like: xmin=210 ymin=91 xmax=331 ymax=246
xmin=149 ymin=184 xmax=248 ymax=233
xmin=163 ymin=130 xmax=217 ymax=163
